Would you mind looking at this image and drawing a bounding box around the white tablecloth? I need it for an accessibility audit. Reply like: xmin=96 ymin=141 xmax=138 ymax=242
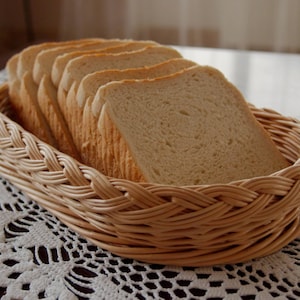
xmin=1 ymin=52 xmax=300 ymax=300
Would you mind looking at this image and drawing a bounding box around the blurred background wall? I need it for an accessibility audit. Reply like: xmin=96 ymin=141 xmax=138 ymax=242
xmin=1 ymin=0 xmax=300 ymax=69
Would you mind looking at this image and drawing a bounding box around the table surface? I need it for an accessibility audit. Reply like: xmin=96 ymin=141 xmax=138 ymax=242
xmin=1 ymin=46 xmax=300 ymax=300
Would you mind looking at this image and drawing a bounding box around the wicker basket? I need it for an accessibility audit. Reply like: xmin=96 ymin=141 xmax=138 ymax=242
xmin=0 ymin=83 xmax=300 ymax=267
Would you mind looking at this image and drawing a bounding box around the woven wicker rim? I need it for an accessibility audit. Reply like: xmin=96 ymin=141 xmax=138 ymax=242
xmin=0 ymin=82 xmax=300 ymax=266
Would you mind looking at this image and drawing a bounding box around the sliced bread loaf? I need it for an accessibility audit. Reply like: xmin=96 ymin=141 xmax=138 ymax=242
xmin=36 ymin=40 xmax=159 ymax=160
xmin=75 ymin=58 xmax=196 ymax=170
xmin=59 ymin=45 xmax=181 ymax=95
xmin=32 ymin=39 xmax=111 ymax=84
xmin=58 ymin=45 xmax=182 ymax=155
xmin=50 ymin=40 xmax=158 ymax=88
xmin=31 ymin=39 xmax=117 ymax=158
xmin=6 ymin=38 xmax=104 ymax=146
xmin=97 ymin=65 xmax=290 ymax=185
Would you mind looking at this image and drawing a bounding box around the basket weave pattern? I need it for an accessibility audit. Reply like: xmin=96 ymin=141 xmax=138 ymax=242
xmin=0 ymin=83 xmax=300 ymax=266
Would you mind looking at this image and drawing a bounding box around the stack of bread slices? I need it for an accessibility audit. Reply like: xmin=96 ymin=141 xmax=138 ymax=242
xmin=5 ymin=38 xmax=289 ymax=185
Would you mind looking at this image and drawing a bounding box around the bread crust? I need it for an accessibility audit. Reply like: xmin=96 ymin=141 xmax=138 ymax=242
xmin=62 ymin=41 xmax=159 ymax=149
xmin=6 ymin=38 xmax=109 ymax=152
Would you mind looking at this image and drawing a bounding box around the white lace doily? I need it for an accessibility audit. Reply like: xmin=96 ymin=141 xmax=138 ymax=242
xmin=1 ymin=70 xmax=300 ymax=300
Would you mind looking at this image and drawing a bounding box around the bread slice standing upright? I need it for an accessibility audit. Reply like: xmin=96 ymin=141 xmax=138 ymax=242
xmin=6 ymin=38 xmax=103 ymax=146
xmin=97 ymin=65 xmax=290 ymax=185
xmin=57 ymin=45 xmax=182 ymax=155
xmin=36 ymin=40 xmax=156 ymax=158
xmin=58 ymin=45 xmax=181 ymax=103
xmin=76 ymin=58 xmax=196 ymax=170
xmin=5 ymin=53 xmax=20 ymax=118
xmin=33 ymin=39 xmax=123 ymax=158
xmin=61 ymin=41 xmax=160 ymax=138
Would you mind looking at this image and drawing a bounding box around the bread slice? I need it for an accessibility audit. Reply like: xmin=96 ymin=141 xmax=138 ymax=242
xmin=18 ymin=71 xmax=57 ymax=146
xmin=57 ymin=45 xmax=182 ymax=154
xmin=38 ymin=41 xmax=158 ymax=158
xmin=97 ymin=65 xmax=290 ymax=185
xmin=35 ymin=40 xmax=148 ymax=158
xmin=32 ymin=39 xmax=109 ymax=84
xmin=58 ymin=41 xmax=161 ymax=122
xmin=37 ymin=74 xmax=81 ymax=159
xmin=16 ymin=39 xmax=138 ymax=157
xmin=6 ymin=53 xmax=20 ymax=110
xmin=6 ymin=53 xmax=19 ymax=83
xmin=7 ymin=39 xmax=102 ymax=101
xmin=7 ymin=38 xmax=105 ymax=147
xmin=7 ymin=48 xmax=58 ymax=145
xmin=75 ymin=58 xmax=197 ymax=169
xmin=50 ymin=40 xmax=158 ymax=88
xmin=59 ymin=45 xmax=181 ymax=96
xmin=33 ymin=39 xmax=138 ymax=85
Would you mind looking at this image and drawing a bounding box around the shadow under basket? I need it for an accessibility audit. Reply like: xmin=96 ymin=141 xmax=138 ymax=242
xmin=0 ymin=83 xmax=300 ymax=267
